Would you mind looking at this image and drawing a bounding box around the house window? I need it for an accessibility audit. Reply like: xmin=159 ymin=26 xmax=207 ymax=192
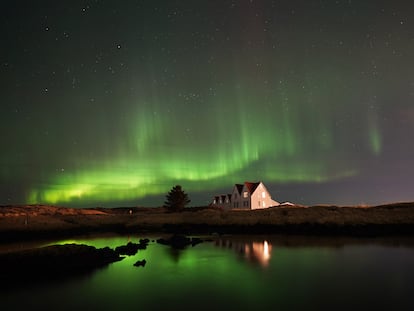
xmin=213 ymin=199 xmax=216 ymax=204
xmin=262 ymin=192 xmax=266 ymax=198
xmin=258 ymin=201 xmax=260 ymax=207
xmin=243 ymin=191 xmax=248 ymax=198
xmin=262 ymin=201 xmax=266 ymax=207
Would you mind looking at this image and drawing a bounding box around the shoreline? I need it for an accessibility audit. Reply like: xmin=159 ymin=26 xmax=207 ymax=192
xmin=1 ymin=203 xmax=414 ymax=242
xmin=1 ymin=223 xmax=413 ymax=244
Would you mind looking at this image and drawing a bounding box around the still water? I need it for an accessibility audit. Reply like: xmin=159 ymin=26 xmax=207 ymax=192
xmin=1 ymin=235 xmax=414 ymax=311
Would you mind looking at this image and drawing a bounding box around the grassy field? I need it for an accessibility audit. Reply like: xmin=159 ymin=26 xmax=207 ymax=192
xmin=1 ymin=202 xmax=413 ymax=240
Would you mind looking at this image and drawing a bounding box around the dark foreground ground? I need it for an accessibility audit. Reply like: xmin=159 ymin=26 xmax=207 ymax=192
xmin=1 ymin=202 xmax=414 ymax=241
xmin=0 ymin=243 xmax=123 ymax=282
xmin=0 ymin=203 xmax=413 ymax=291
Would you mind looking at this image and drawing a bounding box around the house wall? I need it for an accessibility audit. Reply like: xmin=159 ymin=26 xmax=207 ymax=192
xmin=241 ymin=184 xmax=251 ymax=209
xmin=250 ymin=182 xmax=279 ymax=210
xmin=231 ymin=185 xmax=250 ymax=209
xmin=231 ymin=186 xmax=241 ymax=209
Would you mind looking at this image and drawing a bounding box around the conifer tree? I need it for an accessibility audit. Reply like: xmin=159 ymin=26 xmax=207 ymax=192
xmin=164 ymin=185 xmax=191 ymax=212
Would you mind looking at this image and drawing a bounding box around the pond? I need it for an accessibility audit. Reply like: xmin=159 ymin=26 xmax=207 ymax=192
xmin=1 ymin=234 xmax=413 ymax=311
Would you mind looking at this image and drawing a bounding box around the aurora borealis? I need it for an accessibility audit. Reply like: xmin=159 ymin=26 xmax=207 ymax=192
xmin=1 ymin=1 xmax=413 ymax=207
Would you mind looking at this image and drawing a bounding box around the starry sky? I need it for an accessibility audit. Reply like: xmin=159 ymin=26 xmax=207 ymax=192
xmin=1 ymin=0 xmax=413 ymax=207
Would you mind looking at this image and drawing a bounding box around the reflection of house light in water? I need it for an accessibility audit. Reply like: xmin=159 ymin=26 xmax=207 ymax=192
xmin=263 ymin=240 xmax=270 ymax=261
xmin=250 ymin=240 xmax=272 ymax=267
xmin=216 ymin=238 xmax=272 ymax=267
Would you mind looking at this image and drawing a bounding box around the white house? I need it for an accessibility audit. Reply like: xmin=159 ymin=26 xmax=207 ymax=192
xmin=211 ymin=181 xmax=279 ymax=210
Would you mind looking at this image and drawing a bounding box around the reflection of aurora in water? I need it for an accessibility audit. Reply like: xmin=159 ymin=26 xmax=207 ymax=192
xmin=3 ymin=235 xmax=414 ymax=311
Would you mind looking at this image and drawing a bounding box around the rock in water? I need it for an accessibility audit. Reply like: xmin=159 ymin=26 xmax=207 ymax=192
xmin=133 ymin=259 xmax=146 ymax=267
xmin=115 ymin=242 xmax=140 ymax=256
xmin=0 ymin=244 xmax=123 ymax=289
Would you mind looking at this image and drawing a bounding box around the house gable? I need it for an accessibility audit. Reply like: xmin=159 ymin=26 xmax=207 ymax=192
xmin=250 ymin=182 xmax=279 ymax=209
xmin=231 ymin=184 xmax=243 ymax=209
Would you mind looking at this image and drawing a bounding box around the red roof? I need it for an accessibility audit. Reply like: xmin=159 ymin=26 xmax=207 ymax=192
xmin=244 ymin=181 xmax=260 ymax=194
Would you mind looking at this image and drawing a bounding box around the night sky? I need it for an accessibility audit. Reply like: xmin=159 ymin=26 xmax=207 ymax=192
xmin=1 ymin=0 xmax=413 ymax=207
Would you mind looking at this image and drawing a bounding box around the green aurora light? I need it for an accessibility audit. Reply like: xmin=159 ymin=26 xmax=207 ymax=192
xmin=27 ymin=80 xmax=374 ymax=205
xmin=3 ymin=1 xmax=413 ymax=207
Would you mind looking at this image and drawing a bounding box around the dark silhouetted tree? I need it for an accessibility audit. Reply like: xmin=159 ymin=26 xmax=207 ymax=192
xmin=164 ymin=185 xmax=191 ymax=212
